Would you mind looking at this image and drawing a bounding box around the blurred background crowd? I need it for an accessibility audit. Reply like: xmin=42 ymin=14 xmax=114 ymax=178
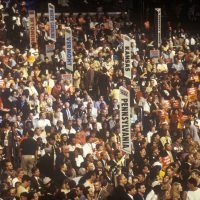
xmin=0 ymin=0 xmax=200 ymax=200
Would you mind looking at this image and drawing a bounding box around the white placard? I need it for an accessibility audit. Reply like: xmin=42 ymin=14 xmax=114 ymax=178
xmin=119 ymin=86 xmax=131 ymax=154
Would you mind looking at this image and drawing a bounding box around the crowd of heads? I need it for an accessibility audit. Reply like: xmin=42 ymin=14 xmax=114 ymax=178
xmin=0 ymin=0 xmax=200 ymax=200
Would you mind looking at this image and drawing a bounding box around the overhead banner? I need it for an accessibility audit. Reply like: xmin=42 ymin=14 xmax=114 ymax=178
xmin=119 ymin=86 xmax=131 ymax=154
xmin=29 ymin=10 xmax=37 ymax=47
xmin=65 ymin=28 xmax=73 ymax=72
xmin=123 ymin=35 xmax=131 ymax=79
xmin=48 ymin=3 xmax=56 ymax=42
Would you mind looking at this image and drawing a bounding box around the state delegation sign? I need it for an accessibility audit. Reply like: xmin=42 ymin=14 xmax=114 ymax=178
xmin=48 ymin=3 xmax=56 ymax=42
xmin=29 ymin=10 xmax=37 ymax=46
xmin=119 ymin=86 xmax=131 ymax=154
xmin=123 ymin=35 xmax=131 ymax=79
xmin=65 ymin=28 xmax=73 ymax=72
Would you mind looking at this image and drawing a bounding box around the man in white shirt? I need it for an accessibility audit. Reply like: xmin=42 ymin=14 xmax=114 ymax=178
xmin=157 ymin=58 xmax=168 ymax=73
xmin=68 ymin=136 xmax=82 ymax=152
xmin=146 ymin=181 xmax=161 ymax=200
xmin=42 ymin=74 xmax=55 ymax=89
xmin=29 ymin=43 xmax=39 ymax=59
xmin=83 ymin=136 xmax=96 ymax=158
xmin=37 ymin=112 xmax=51 ymax=131
xmin=184 ymin=178 xmax=200 ymax=200
xmin=65 ymin=119 xmax=76 ymax=136
xmin=33 ymin=127 xmax=47 ymax=144
xmin=83 ymin=171 xmax=97 ymax=193
xmin=60 ymin=45 xmax=67 ymax=63
xmin=172 ymin=58 xmax=184 ymax=72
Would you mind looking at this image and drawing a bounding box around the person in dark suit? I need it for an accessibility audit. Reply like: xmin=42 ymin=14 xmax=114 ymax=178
xmin=40 ymin=57 xmax=54 ymax=75
xmin=20 ymin=131 xmax=38 ymax=176
xmin=161 ymin=143 xmax=178 ymax=164
xmin=98 ymin=68 xmax=110 ymax=100
xmin=100 ymin=151 xmax=111 ymax=168
xmin=37 ymin=147 xmax=54 ymax=178
xmin=17 ymin=95 xmax=30 ymax=121
xmin=30 ymin=167 xmax=43 ymax=192
xmin=94 ymin=180 xmax=112 ymax=200
xmin=53 ymin=162 xmax=68 ymax=188
xmin=134 ymin=183 xmax=146 ymax=200
xmin=62 ymin=102 xmax=73 ymax=125
xmin=110 ymin=174 xmax=130 ymax=200
xmin=137 ymin=60 xmax=144 ymax=76
xmin=171 ymin=82 xmax=182 ymax=100
xmin=126 ymin=184 xmax=137 ymax=200
xmin=83 ymin=62 xmax=95 ymax=96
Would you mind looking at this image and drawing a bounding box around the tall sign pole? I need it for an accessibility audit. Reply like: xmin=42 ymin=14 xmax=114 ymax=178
xmin=154 ymin=8 xmax=161 ymax=48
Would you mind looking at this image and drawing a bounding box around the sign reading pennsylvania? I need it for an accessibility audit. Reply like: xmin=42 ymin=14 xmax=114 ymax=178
xmin=65 ymin=28 xmax=73 ymax=72
xmin=119 ymin=86 xmax=131 ymax=154
xmin=123 ymin=35 xmax=131 ymax=79
xmin=48 ymin=3 xmax=56 ymax=41
xmin=29 ymin=10 xmax=37 ymax=46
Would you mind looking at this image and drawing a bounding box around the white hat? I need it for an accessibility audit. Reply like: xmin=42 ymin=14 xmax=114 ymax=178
xmin=76 ymin=97 xmax=81 ymax=101
xmin=7 ymin=45 xmax=13 ymax=49
xmin=152 ymin=161 xmax=162 ymax=168
xmin=43 ymin=177 xmax=51 ymax=185
xmin=152 ymin=181 xmax=160 ymax=187
xmin=162 ymin=121 xmax=168 ymax=125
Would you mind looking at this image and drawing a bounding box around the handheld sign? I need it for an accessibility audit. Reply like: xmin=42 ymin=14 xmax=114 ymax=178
xmin=48 ymin=3 xmax=56 ymax=42
xmin=187 ymin=87 xmax=197 ymax=102
xmin=119 ymin=86 xmax=131 ymax=154
xmin=65 ymin=28 xmax=73 ymax=72
xmin=150 ymin=50 xmax=160 ymax=58
xmin=61 ymin=74 xmax=73 ymax=85
xmin=46 ymin=44 xmax=55 ymax=61
xmin=123 ymin=35 xmax=131 ymax=79
xmin=29 ymin=10 xmax=37 ymax=47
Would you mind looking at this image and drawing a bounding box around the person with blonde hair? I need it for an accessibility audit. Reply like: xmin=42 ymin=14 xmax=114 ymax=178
xmin=12 ymin=168 xmax=24 ymax=187
xmin=170 ymin=182 xmax=182 ymax=200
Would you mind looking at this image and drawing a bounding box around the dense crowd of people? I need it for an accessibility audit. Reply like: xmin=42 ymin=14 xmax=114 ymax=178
xmin=0 ymin=0 xmax=200 ymax=200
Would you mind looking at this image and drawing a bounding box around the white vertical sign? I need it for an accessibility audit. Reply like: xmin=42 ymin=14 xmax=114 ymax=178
xmin=48 ymin=3 xmax=56 ymax=42
xmin=119 ymin=86 xmax=131 ymax=154
xmin=29 ymin=10 xmax=37 ymax=47
xmin=123 ymin=35 xmax=131 ymax=79
xmin=65 ymin=28 xmax=73 ymax=72
xmin=155 ymin=8 xmax=161 ymax=48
